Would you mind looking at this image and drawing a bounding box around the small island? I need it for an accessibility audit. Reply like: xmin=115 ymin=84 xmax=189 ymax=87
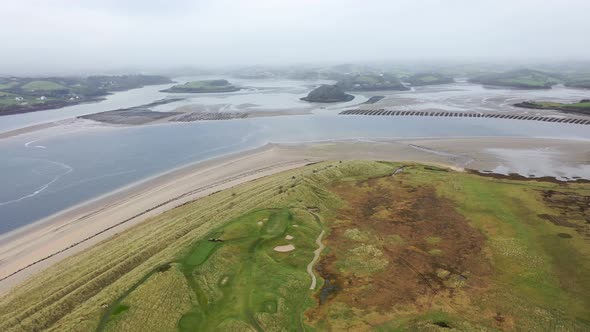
xmin=469 ymin=69 xmax=561 ymax=89
xmin=160 ymin=79 xmax=240 ymax=93
xmin=514 ymin=99 xmax=590 ymax=116
xmin=300 ymin=84 xmax=354 ymax=103
xmin=0 ymin=75 xmax=173 ymax=115
xmin=405 ymin=72 xmax=455 ymax=86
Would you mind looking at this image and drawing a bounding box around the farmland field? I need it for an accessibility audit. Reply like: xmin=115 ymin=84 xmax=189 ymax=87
xmin=21 ymin=80 xmax=68 ymax=91
xmin=0 ymin=161 xmax=588 ymax=331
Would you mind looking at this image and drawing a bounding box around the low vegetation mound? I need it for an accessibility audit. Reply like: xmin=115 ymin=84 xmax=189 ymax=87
xmin=300 ymin=84 xmax=354 ymax=103
xmin=161 ymin=80 xmax=240 ymax=93
xmin=405 ymin=72 xmax=455 ymax=86
xmin=514 ymin=99 xmax=590 ymax=116
xmin=1 ymin=161 xmax=588 ymax=331
xmin=469 ymin=69 xmax=562 ymax=89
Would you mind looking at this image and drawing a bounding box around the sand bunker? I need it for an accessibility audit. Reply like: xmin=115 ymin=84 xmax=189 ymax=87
xmin=257 ymin=221 xmax=263 ymax=226
xmin=273 ymin=244 xmax=295 ymax=252
xmin=285 ymin=235 xmax=294 ymax=240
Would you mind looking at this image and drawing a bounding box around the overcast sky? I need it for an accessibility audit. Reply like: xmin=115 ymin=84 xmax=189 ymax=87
xmin=2 ymin=0 xmax=590 ymax=75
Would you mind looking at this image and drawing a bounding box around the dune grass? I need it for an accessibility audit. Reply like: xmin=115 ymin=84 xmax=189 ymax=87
xmin=0 ymin=161 xmax=588 ymax=331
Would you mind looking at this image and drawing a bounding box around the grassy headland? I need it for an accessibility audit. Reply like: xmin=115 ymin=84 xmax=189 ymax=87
xmin=0 ymin=75 xmax=172 ymax=115
xmin=469 ymin=69 xmax=562 ymax=89
xmin=160 ymin=80 xmax=240 ymax=93
xmin=0 ymin=161 xmax=588 ymax=331
xmin=514 ymin=99 xmax=590 ymax=116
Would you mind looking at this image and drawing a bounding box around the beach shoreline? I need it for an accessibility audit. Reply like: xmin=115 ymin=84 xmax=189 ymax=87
xmin=1 ymin=136 xmax=589 ymax=295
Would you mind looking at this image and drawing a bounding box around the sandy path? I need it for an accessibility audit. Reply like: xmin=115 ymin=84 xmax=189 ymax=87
xmin=308 ymin=230 xmax=326 ymax=290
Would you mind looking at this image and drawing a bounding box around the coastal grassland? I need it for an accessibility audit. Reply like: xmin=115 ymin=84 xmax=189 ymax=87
xmin=309 ymin=165 xmax=590 ymax=331
xmin=1 ymin=161 xmax=589 ymax=331
xmin=0 ymin=160 xmax=393 ymax=332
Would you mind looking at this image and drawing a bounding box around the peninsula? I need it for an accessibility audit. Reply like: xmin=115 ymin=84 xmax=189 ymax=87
xmin=0 ymin=75 xmax=173 ymax=115
xmin=514 ymin=99 xmax=590 ymax=116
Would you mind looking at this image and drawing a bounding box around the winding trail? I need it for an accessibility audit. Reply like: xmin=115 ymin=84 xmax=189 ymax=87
xmin=307 ymin=229 xmax=325 ymax=290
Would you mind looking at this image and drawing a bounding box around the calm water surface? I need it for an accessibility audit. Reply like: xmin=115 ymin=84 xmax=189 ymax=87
xmin=0 ymin=79 xmax=588 ymax=235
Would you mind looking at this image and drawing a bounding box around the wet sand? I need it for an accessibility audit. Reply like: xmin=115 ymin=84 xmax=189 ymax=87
xmin=0 ymin=137 xmax=589 ymax=294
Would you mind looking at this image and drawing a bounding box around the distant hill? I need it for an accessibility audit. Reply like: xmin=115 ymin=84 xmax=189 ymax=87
xmin=469 ymin=69 xmax=562 ymax=89
xmin=337 ymin=73 xmax=409 ymax=92
xmin=565 ymin=80 xmax=590 ymax=89
xmin=405 ymin=73 xmax=455 ymax=86
xmin=300 ymin=84 xmax=354 ymax=103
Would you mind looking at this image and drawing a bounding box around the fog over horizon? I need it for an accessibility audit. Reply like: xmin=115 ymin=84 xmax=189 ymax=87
xmin=2 ymin=0 xmax=590 ymax=75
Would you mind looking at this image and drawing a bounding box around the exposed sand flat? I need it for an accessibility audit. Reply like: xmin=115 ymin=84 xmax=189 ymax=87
xmin=0 ymin=122 xmax=59 ymax=139
xmin=0 ymin=136 xmax=588 ymax=294
xmin=273 ymin=244 xmax=296 ymax=252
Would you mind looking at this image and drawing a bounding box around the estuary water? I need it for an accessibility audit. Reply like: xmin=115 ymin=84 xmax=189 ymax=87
xmin=0 ymin=78 xmax=589 ymax=235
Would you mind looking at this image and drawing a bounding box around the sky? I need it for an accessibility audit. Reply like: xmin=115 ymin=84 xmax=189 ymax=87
xmin=1 ymin=0 xmax=590 ymax=75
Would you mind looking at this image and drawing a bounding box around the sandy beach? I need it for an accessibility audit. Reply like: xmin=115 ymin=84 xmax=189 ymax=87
xmin=0 ymin=136 xmax=589 ymax=294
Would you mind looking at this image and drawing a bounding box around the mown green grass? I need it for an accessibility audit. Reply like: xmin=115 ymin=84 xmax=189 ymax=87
xmin=0 ymin=161 xmax=588 ymax=331
xmin=98 ymin=207 xmax=322 ymax=331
